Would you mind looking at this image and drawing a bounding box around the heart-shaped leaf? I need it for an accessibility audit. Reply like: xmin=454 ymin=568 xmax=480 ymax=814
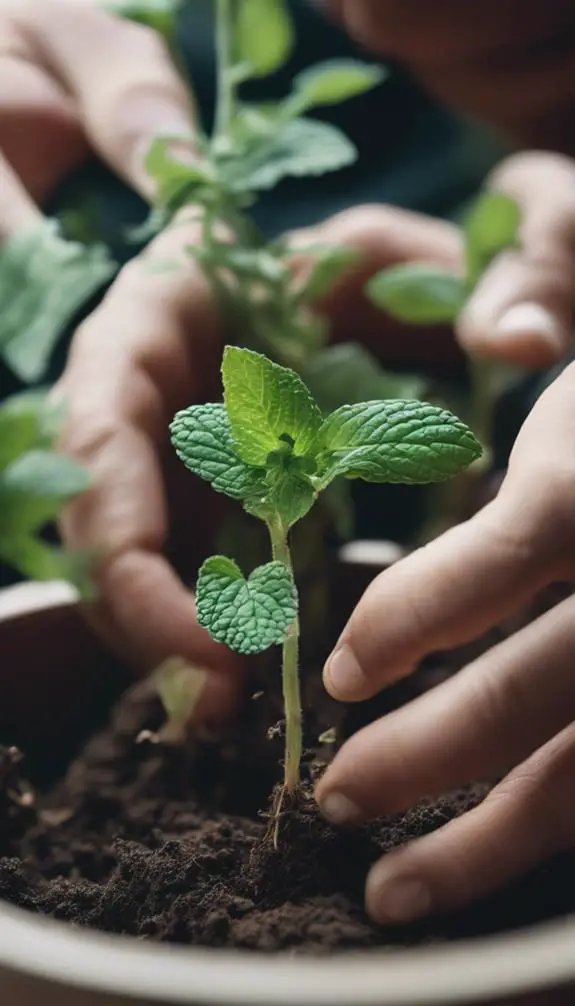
xmin=196 ymin=556 xmax=297 ymax=655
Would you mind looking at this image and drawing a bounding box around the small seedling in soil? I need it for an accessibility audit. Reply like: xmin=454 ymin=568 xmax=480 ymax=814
xmin=171 ymin=345 xmax=481 ymax=840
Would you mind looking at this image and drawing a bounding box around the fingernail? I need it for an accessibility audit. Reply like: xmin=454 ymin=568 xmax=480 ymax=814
xmin=318 ymin=791 xmax=362 ymax=826
xmin=324 ymin=644 xmax=365 ymax=699
xmin=496 ymin=302 xmax=564 ymax=350
xmin=369 ymin=874 xmax=432 ymax=924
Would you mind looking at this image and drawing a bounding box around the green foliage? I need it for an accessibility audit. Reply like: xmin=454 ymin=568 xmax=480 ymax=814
xmin=196 ymin=556 xmax=297 ymax=655
xmin=0 ymin=392 xmax=92 ymax=593
xmin=222 ymin=346 xmax=322 ymax=466
xmin=170 ymin=402 xmax=266 ymax=501
xmin=235 ymin=0 xmax=295 ymax=78
xmin=366 ymin=264 xmax=466 ymax=325
xmin=291 ymin=59 xmax=388 ymax=113
xmin=317 ymin=400 xmax=482 ymax=485
xmin=0 ymin=220 xmax=116 ymax=383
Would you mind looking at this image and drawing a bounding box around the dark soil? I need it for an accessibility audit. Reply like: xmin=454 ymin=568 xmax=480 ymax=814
xmin=1 ymin=583 xmax=575 ymax=954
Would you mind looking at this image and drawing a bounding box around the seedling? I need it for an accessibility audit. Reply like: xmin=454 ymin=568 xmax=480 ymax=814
xmin=171 ymin=345 xmax=481 ymax=827
xmin=0 ymin=391 xmax=92 ymax=592
xmin=367 ymin=190 xmax=523 ymax=458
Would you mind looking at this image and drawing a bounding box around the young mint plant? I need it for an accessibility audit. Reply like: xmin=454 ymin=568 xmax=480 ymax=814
xmin=366 ymin=190 xmax=522 ymax=455
xmin=0 ymin=391 xmax=93 ymax=595
xmin=171 ymin=346 xmax=481 ymax=805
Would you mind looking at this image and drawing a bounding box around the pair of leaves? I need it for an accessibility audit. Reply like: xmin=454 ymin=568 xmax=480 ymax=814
xmin=0 ymin=219 xmax=117 ymax=383
xmin=367 ymin=191 xmax=521 ymax=326
xmin=172 ymin=345 xmax=481 ymax=502
xmin=0 ymin=393 xmax=93 ymax=593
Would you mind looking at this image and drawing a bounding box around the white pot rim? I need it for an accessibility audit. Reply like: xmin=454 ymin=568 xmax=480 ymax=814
xmin=0 ymin=901 xmax=574 ymax=1005
xmin=1 ymin=583 xmax=574 ymax=1005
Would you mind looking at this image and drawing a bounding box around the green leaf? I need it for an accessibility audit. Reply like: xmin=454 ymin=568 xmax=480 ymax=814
xmin=170 ymin=402 xmax=266 ymax=501
xmin=196 ymin=556 xmax=297 ymax=655
xmin=367 ymin=263 xmax=466 ymax=325
xmin=292 ymin=59 xmax=387 ymax=112
xmin=235 ymin=0 xmax=294 ymax=78
xmin=464 ymin=191 xmax=521 ymax=283
xmin=104 ymin=0 xmax=182 ymax=41
xmin=0 ymin=220 xmax=117 ymax=383
xmin=145 ymin=136 xmax=211 ymax=208
xmin=222 ymin=346 xmax=323 ymax=466
xmin=224 ymin=118 xmax=357 ymax=192
xmin=0 ymin=450 xmax=90 ymax=534
xmin=318 ymin=400 xmax=482 ymax=485
xmin=303 ymin=343 xmax=425 ymax=413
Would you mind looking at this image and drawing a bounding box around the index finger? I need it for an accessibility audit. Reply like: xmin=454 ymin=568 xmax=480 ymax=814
xmin=323 ymin=495 xmax=553 ymax=703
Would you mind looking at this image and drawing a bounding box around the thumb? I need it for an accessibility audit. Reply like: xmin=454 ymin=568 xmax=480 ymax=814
xmin=457 ymin=152 xmax=575 ymax=369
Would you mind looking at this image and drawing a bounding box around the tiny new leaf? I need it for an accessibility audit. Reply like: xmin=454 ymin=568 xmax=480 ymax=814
xmin=367 ymin=263 xmax=466 ymax=325
xmin=170 ymin=402 xmax=266 ymax=500
xmin=0 ymin=220 xmax=117 ymax=383
xmin=222 ymin=347 xmax=323 ymax=466
xmin=235 ymin=0 xmax=295 ymax=78
xmin=196 ymin=556 xmax=297 ymax=655
xmin=318 ymin=400 xmax=482 ymax=485
xmin=292 ymin=59 xmax=388 ymax=112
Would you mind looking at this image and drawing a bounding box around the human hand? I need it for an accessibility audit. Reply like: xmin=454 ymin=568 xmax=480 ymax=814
xmin=0 ymin=0 xmax=195 ymax=228
xmin=321 ymin=0 xmax=575 ymax=154
xmin=315 ymin=160 xmax=575 ymax=921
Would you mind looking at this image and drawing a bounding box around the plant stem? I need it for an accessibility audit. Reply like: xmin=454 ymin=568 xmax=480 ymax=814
xmin=214 ymin=0 xmax=235 ymax=141
xmin=268 ymin=518 xmax=302 ymax=793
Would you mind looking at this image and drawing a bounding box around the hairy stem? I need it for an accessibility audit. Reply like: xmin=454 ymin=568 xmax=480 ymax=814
xmin=268 ymin=518 xmax=302 ymax=793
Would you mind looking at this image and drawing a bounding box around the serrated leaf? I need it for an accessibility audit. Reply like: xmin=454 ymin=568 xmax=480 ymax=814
xmin=318 ymin=400 xmax=482 ymax=485
xmin=303 ymin=343 xmax=425 ymax=413
xmin=222 ymin=347 xmax=323 ymax=466
xmin=235 ymin=0 xmax=294 ymax=77
xmin=145 ymin=136 xmax=211 ymax=208
xmin=224 ymin=118 xmax=357 ymax=192
xmin=0 ymin=450 xmax=90 ymax=534
xmin=105 ymin=0 xmax=182 ymax=40
xmin=292 ymin=59 xmax=387 ymax=112
xmin=196 ymin=556 xmax=296 ymax=655
xmin=170 ymin=402 xmax=266 ymax=501
xmin=464 ymin=191 xmax=521 ymax=284
xmin=0 ymin=220 xmax=117 ymax=383
xmin=367 ymin=263 xmax=466 ymax=325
